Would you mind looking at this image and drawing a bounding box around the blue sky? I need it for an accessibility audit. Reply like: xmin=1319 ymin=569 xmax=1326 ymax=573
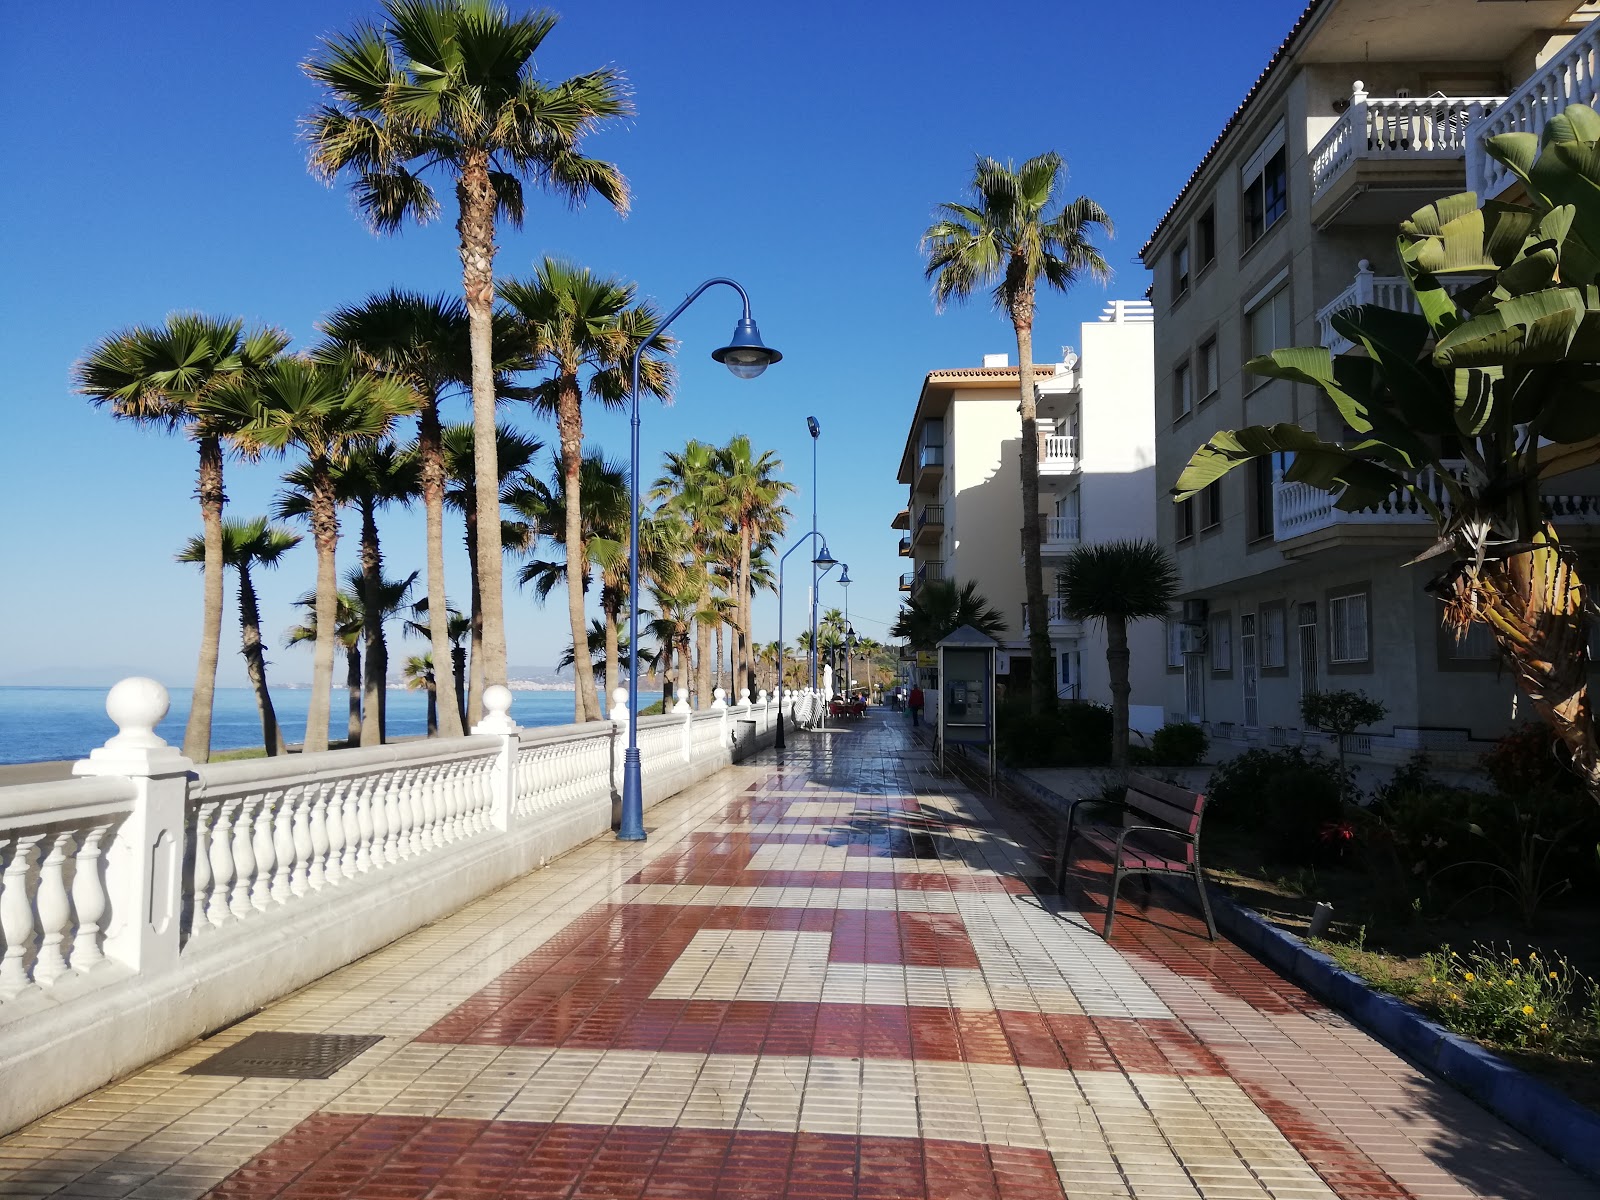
xmin=0 ymin=0 xmax=1293 ymax=688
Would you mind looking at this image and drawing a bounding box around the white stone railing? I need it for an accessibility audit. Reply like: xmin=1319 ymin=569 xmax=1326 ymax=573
xmin=1312 ymin=87 xmax=1505 ymax=201
xmin=1020 ymin=598 xmax=1079 ymax=635
xmin=0 ymin=677 xmax=779 ymax=1137
xmin=1315 ymin=260 xmax=1486 ymax=354
xmin=1040 ymin=434 xmax=1078 ymax=470
xmin=1471 ymin=19 xmax=1600 ymax=199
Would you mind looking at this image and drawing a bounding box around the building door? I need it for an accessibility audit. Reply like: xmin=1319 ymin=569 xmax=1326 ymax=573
xmin=1183 ymin=655 xmax=1204 ymax=724
xmin=1240 ymin=613 xmax=1259 ymax=728
xmin=1298 ymin=602 xmax=1318 ymax=701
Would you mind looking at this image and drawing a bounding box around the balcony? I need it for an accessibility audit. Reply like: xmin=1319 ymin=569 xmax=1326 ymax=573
xmin=913 ymin=503 xmax=945 ymax=549
xmin=1022 ymin=515 xmax=1081 ymax=559
xmin=1038 ymin=434 xmax=1079 ymax=477
xmin=1273 ymin=462 xmax=1600 ymax=549
xmin=897 ymin=535 xmax=911 ymax=557
xmin=1020 ymin=597 xmax=1082 ymax=638
xmin=1316 ymin=261 xmax=1484 ymax=355
xmin=898 ymin=571 xmax=913 ymax=592
xmin=1472 ymin=19 xmax=1600 ymax=200
xmin=1310 ymin=86 xmax=1505 ymax=228
xmin=891 ymin=507 xmax=910 ymax=531
xmin=915 ymin=560 xmax=946 ymax=592
xmin=914 ymin=442 xmax=945 ymax=494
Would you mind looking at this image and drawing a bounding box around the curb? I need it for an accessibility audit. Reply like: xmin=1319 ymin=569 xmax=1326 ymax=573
xmin=996 ymin=762 xmax=1600 ymax=1183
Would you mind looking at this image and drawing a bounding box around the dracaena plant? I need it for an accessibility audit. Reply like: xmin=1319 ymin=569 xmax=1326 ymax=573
xmin=1174 ymin=105 xmax=1600 ymax=805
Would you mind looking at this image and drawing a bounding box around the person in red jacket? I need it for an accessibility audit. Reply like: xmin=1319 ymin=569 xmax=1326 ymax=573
xmin=908 ymin=685 xmax=925 ymax=727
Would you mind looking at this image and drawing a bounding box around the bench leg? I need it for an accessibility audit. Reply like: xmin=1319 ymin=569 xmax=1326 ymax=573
xmin=1192 ymin=864 xmax=1217 ymax=941
xmin=1052 ymin=828 xmax=1072 ymax=894
xmin=1103 ymin=867 xmax=1124 ymax=939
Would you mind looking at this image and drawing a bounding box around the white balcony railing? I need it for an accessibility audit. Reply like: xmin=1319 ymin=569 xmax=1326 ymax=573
xmin=1472 ymin=19 xmax=1600 ymax=199
xmin=1274 ymin=461 xmax=1600 ymax=541
xmin=1040 ymin=434 xmax=1078 ymax=473
xmin=1316 ymin=261 xmax=1485 ymax=354
xmin=1311 ymin=87 xmax=1505 ymax=202
xmin=1045 ymin=515 xmax=1080 ymax=544
xmin=1021 ymin=597 xmax=1078 ymax=635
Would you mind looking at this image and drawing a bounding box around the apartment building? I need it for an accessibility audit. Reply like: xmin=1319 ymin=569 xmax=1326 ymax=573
xmin=892 ymin=300 xmax=1164 ymax=729
xmin=1141 ymin=0 xmax=1600 ymax=759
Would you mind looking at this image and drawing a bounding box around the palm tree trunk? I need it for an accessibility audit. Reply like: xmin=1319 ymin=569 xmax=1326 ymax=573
xmin=1011 ymin=285 xmax=1054 ymax=716
xmin=464 ymin=497 xmax=485 ymax=725
xmin=452 ymin=642 xmax=469 ymax=730
xmin=419 ymin=401 xmax=465 ymax=737
xmin=185 ymin=436 xmax=227 ymax=763
xmin=557 ymin=377 xmax=601 ymax=722
xmin=695 ymin=617 xmax=713 ymax=708
xmin=305 ymin=462 xmax=340 ymax=754
xmin=359 ymin=498 xmax=384 ymax=747
xmin=738 ymin=529 xmax=753 ymax=696
xmin=457 ymin=151 xmax=507 ymax=721
xmin=603 ymin=598 xmax=621 ymax=715
xmin=1106 ymin=613 xmax=1131 ymax=768
xmin=236 ymin=563 xmax=286 ymax=756
xmin=661 ymin=643 xmax=674 ymax=710
xmin=346 ymin=645 xmax=362 ymax=744
xmin=715 ymin=622 xmax=725 ymax=695
xmin=425 ymin=682 xmax=438 ymax=736
xmin=678 ymin=632 xmax=692 ymax=706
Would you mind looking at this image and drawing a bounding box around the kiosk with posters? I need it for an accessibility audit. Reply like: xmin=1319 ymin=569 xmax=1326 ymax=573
xmin=936 ymin=624 xmax=998 ymax=790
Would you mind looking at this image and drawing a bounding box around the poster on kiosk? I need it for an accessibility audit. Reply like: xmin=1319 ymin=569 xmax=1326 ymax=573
xmin=935 ymin=624 xmax=998 ymax=789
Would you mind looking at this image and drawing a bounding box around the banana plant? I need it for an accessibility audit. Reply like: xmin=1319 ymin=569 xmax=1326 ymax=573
xmin=1175 ymin=105 xmax=1600 ymax=804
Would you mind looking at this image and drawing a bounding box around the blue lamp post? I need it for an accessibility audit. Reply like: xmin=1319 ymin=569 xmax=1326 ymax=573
xmin=618 ymin=279 xmax=781 ymax=842
xmin=774 ymin=535 xmax=835 ymax=751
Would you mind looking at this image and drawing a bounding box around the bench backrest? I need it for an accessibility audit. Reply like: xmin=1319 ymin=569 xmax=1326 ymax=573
xmin=1121 ymin=773 xmax=1207 ymax=862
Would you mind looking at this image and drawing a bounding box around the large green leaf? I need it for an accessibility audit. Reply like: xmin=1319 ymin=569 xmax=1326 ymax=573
xmin=1172 ymin=424 xmax=1406 ymax=512
xmin=1435 ymin=287 xmax=1600 ymax=365
xmin=1243 ymin=346 xmax=1374 ymax=432
xmin=1535 ymin=368 xmax=1600 ymax=442
xmin=1329 ymin=305 xmax=1457 ymax=440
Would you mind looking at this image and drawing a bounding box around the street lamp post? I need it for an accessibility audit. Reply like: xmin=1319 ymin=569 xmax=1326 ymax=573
xmin=619 ymin=279 xmax=781 ymax=842
xmin=807 ymin=417 xmax=820 ymax=691
xmin=838 ymin=564 xmax=852 ymax=699
xmin=775 ymin=534 xmax=835 ymax=751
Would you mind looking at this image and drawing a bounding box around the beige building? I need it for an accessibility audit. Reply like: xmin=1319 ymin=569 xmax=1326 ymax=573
xmin=1140 ymin=0 xmax=1600 ymax=759
xmin=893 ymin=300 xmax=1165 ymax=731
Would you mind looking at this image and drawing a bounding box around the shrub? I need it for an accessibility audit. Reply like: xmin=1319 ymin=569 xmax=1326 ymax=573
xmin=1206 ymin=747 xmax=1341 ymax=827
xmin=995 ymin=699 xmax=1112 ymax=767
xmin=1422 ymin=944 xmax=1583 ymax=1050
xmin=1262 ymin=764 xmax=1347 ymax=863
xmin=1482 ymin=723 xmax=1585 ymax=797
xmin=1151 ymin=722 xmax=1207 ymax=766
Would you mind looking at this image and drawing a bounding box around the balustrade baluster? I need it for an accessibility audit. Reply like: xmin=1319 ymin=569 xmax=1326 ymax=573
xmin=271 ymin=789 xmax=298 ymax=904
xmin=443 ymin=762 xmax=464 ymax=840
xmin=32 ymin=830 xmax=76 ymax=985
xmin=418 ymin=765 xmax=441 ymax=850
xmin=208 ymin=799 xmax=239 ymax=928
xmin=382 ymin=771 xmax=405 ymax=863
xmin=307 ymin=783 xmax=331 ymax=890
xmin=399 ymin=769 xmax=422 ymax=857
xmin=188 ymin=802 xmax=216 ymax=937
xmin=70 ymin=819 xmax=114 ymax=972
xmin=252 ymin=793 xmax=280 ymax=910
xmin=230 ymin=798 xmax=259 ymax=919
xmin=364 ymin=775 xmax=385 ymax=869
xmin=291 ymin=788 xmax=315 ymax=896
xmin=0 ymin=834 xmax=42 ymax=998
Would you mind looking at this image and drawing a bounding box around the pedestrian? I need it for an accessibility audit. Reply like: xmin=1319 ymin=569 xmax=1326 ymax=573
xmin=908 ymin=684 xmax=924 ymax=727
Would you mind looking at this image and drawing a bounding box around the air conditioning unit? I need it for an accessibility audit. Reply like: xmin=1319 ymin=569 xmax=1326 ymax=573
xmin=1183 ymin=598 xmax=1209 ymax=623
xmin=1179 ymin=625 xmax=1208 ymax=654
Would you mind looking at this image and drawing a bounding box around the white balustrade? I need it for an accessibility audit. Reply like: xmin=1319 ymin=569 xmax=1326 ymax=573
xmin=1472 ymin=18 xmax=1600 ymax=199
xmin=1312 ymin=83 xmax=1505 ymax=201
xmin=1040 ymin=435 xmax=1078 ymax=468
xmin=1316 ymin=260 xmax=1486 ymax=353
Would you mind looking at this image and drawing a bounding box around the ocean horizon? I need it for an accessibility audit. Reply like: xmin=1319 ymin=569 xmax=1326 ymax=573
xmin=0 ymin=685 xmax=597 ymax=766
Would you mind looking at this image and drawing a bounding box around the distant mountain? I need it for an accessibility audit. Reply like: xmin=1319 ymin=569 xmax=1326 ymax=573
xmin=507 ymin=665 xmax=570 ymax=687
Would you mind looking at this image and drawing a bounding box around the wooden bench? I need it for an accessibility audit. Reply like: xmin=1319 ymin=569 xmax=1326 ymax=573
xmin=1054 ymin=773 xmax=1216 ymax=941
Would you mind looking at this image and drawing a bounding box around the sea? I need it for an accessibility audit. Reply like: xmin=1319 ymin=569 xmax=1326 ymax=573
xmin=0 ymin=686 xmax=592 ymax=766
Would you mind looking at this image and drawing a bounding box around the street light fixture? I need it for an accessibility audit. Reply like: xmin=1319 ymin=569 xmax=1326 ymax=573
xmin=807 ymin=416 xmax=821 ymax=691
xmin=838 ymin=566 xmax=852 ymax=700
xmin=775 ymin=533 xmax=834 ymax=751
xmin=619 ymin=278 xmax=781 ymax=843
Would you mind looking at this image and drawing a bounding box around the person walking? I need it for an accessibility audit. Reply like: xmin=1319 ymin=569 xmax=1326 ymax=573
xmin=908 ymin=685 xmax=925 ymax=727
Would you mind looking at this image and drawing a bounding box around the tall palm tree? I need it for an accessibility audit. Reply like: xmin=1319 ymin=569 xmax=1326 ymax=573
xmin=505 ymin=449 xmax=629 ymax=719
xmin=177 ymin=517 xmax=301 ymax=756
xmin=402 ymin=652 xmax=438 ymax=735
xmin=891 ymin=579 xmax=1008 ymax=650
xmin=653 ymin=441 xmax=730 ymax=707
xmin=305 ymin=1 xmax=631 ymax=703
xmin=713 ymin=436 xmax=792 ymax=697
xmin=923 ymin=153 xmax=1111 ymax=714
xmin=406 ymin=600 xmax=471 ymax=732
xmin=213 ymin=356 xmax=415 ymax=752
xmin=287 ymin=587 xmax=364 ymax=744
xmin=499 ymin=260 xmax=671 ymax=722
xmin=1058 ymin=540 xmax=1178 ymax=768
xmin=442 ymin=422 xmax=542 ymax=721
xmin=75 ymin=314 xmax=289 ymax=760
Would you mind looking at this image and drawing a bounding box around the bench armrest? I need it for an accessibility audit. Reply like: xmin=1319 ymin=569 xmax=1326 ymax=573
xmin=1113 ymin=824 xmax=1199 ymax=851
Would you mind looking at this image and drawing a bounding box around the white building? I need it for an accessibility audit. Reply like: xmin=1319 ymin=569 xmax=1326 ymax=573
xmin=893 ymin=300 xmax=1165 ymax=731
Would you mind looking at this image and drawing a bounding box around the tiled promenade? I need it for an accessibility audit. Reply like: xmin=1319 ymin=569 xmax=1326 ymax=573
xmin=2 ymin=715 xmax=1595 ymax=1199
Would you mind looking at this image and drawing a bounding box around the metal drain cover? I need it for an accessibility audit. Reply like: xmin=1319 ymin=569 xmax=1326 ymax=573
xmin=184 ymin=1032 xmax=382 ymax=1079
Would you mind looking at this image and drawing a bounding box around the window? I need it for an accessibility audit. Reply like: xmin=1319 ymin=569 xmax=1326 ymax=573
xmin=1250 ymin=458 xmax=1274 ymax=541
xmin=1197 ymin=207 xmax=1216 ymax=268
xmin=1174 ymin=360 xmax=1193 ymax=419
xmin=1177 ymin=497 xmax=1195 ymax=541
xmin=1243 ymin=137 xmax=1288 ymax=246
xmin=1329 ymin=591 xmax=1370 ymax=664
xmin=1261 ymin=603 xmax=1287 ymax=669
xmin=1446 ymin=617 xmax=1497 ymax=661
xmin=1210 ymin=613 xmax=1233 ymax=674
xmin=1201 ymin=481 xmax=1222 ymax=530
xmin=1166 ymin=618 xmax=1186 ymax=669
xmin=1173 ymin=241 xmax=1190 ymax=300
xmin=1246 ymin=286 xmax=1291 ymax=385
xmin=1298 ymin=602 xmax=1318 ymax=700
xmin=1198 ymin=337 xmax=1218 ymax=401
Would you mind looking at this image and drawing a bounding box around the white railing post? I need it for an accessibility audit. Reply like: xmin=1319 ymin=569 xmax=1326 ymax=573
xmin=71 ymin=678 xmax=192 ymax=976
xmin=471 ymin=684 xmax=519 ymax=831
xmin=610 ymin=686 xmax=630 ymax=730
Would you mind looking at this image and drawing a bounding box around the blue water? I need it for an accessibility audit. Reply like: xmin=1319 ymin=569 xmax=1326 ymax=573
xmin=0 ymin=686 xmax=591 ymax=765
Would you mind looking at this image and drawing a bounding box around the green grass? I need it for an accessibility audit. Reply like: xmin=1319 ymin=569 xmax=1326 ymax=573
xmin=211 ymin=746 xmax=268 ymax=762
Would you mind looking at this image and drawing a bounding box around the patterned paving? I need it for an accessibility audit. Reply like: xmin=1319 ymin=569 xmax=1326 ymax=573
xmin=1 ymin=716 xmax=1596 ymax=1198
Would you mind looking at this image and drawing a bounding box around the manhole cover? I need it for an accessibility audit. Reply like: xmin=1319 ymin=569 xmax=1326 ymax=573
xmin=184 ymin=1032 xmax=382 ymax=1079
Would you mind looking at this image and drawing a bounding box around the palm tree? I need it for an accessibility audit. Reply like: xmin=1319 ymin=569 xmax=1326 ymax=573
xmin=406 ymin=600 xmax=471 ymax=732
xmin=653 ymin=441 xmax=730 ymax=707
xmin=1057 ymin=540 xmax=1178 ymax=767
xmin=891 ymin=578 xmax=1008 ymax=650
xmin=442 ymin=422 xmax=543 ymax=721
xmin=923 ymin=153 xmax=1111 ymax=714
xmin=287 ymin=587 xmax=363 ymax=743
xmin=402 ymin=652 xmax=439 ymax=735
xmin=75 ymin=314 xmax=289 ymax=760
xmin=177 ymin=517 xmax=301 ymax=756
xmin=305 ymin=1 xmax=630 ymax=703
xmin=499 ymin=260 xmax=671 ymax=722
xmin=213 ymin=356 xmax=415 ymax=752
xmin=713 ymin=436 xmax=792 ymax=697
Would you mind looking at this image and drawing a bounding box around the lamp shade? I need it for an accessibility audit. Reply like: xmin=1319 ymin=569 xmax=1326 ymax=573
xmin=712 ymin=317 xmax=783 ymax=379
xmin=838 ymin=566 xmax=852 ymax=586
xmin=812 ymin=543 xmax=837 ymax=568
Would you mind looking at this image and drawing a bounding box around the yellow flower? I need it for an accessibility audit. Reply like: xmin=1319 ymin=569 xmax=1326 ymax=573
xmin=1550 ymin=971 xmax=1559 ymax=980
xmin=1523 ymin=1005 xmax=1535 ymax=1015
xmin=1464 ymin=972 xmax=1475 ymax=981
xmin=1430 ymin=976 xmax=1437 ymax=984
xmin=1451 ymin=951 xmax=1459 ymax=958
xmin=1542 ymin=1023 xmax=1549 ymax=1030
xmin=1530 ymin=951 xmax=1538 ymax=960
xmin=1512 ymin=958 xmax=1521 ymax=966
xmin=1505 ymin=979 xmax=1515 ymax=987
xmin=1451 ymin=993 xmax=1461 ymax=1001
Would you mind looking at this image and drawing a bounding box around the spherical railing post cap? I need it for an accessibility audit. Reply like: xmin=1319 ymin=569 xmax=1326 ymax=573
xmin=472 ymin=684 xmax=519 ymax=735
xmin=105 ymin=677 xmax=171 ymax=747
